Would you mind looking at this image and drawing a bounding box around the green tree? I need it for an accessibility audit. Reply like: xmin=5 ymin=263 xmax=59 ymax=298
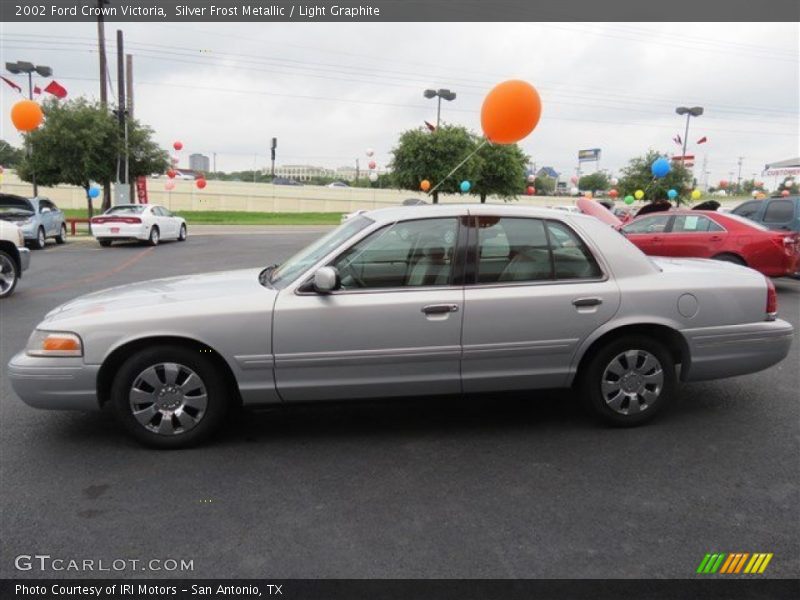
xmin=390 ymin=125 xmax=478 ymax=203
xmin=534 ymin=176 xmax=555 ymax=195
xmin=617 ymin=150 xmax=693 ymax=205
xmin=0 ymin=140 xmax=24 ymax=167
xmin=16 ymin=98 xmax=168 ymax=216
xmin=578 ymin=172 xmax=609 ymax=193
xmin=471 ymin=140 xmax=529 ymax=203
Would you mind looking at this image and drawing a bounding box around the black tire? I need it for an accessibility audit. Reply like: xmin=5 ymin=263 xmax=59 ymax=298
xmin=711 ymin=253 xmax=746 ymax=266
xmin=0 ymin=250 xmax=20 ymax=298
xmin=55 ymin=223 xmax=67 ymax=244
xmin=579 ymin=335 xmax=676 ymax=427
xmin=31 ymin=227 xmax=46 ymax=250
xmin=110 ymin=345 xmax=231 ymax=448
xmin=98 ymin=239 xmax=112 ymax=247
xmin=147 ymin=226 xmax=160 ymax=246
xmin=178 ymin=223 xmax=187 ymax=242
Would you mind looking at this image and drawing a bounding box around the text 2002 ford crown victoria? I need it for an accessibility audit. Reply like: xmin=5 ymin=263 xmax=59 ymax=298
xmin=8 ymin=205 xmax=793 ymax=448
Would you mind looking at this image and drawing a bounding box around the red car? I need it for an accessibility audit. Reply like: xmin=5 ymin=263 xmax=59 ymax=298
xmin=620 ymin=211 xmax=800 ymax=277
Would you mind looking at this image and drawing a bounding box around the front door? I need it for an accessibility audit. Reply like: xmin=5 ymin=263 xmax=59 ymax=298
xmin=461 ymin=216 xmax=621 ymax=392
xmin=621 ymin=214 xmax=673 ymax=256
xmin=273 ymin=217 xmax=465 ymax=401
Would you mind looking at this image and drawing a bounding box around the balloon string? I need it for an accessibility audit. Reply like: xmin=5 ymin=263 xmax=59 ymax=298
xmin=427 ymin=139 xmax=490 ymax=196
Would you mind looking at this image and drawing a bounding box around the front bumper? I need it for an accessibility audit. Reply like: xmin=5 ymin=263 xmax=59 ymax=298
xmin=8 ymin=352 xmax=100 ymax=411
xmin=18 ymin=247 xmax=30 ymax=273
xmin=681 ymin=319 xmax=794 ymax=382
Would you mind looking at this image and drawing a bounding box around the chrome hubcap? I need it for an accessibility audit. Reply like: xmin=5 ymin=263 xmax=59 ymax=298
xmin=0 ymin=254 xmax=16 ymax=294
xmin=129 ymin=362 xmax=207 ymax=435
xmin=601 ymin=350 xmax=663 ymax=415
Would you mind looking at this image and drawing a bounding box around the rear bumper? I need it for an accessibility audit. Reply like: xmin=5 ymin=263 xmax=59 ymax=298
xmin=92 ymin=223 xmax=149 ymax=240
xmin=18 ymin=247 xmax=30 ymax=273
xmin=7 ymin=352 xmax=100 ymax=411
xmin=681 ymin=319 xmax=793 ymax=382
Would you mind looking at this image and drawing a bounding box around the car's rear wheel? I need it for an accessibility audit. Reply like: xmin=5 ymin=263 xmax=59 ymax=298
xmin=178 ymin=223 xmax=187 ymax=241
xmin=55 ymin=223 xmax=67 ymax=244
xmin=0 ymin=250 xmax=20 ymax=298
xmin=98 ymin=239 xmax=112 ymax=247
xmin=32 ymin=227 xmax=46 ymax=250
xmin=110 ymin=345 xmax=230 ymax=448
xmin=148 ymin=226 xmax=160 ymax=246
xmin=579 ymin=335 xmax=675 ymax=426
xmin=711 ymin=253 xmax=745 ymax=266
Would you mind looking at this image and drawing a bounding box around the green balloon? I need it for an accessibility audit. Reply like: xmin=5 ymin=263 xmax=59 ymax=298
xmin=624 ymin=195 xmax=635 ymax=205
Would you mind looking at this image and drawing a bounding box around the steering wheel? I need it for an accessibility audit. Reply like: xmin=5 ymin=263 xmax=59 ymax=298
xmin=338 ymin=262 xmax=367 ymax=288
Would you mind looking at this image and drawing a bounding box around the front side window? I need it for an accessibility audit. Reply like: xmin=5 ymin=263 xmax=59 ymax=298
xmin=332 ymin=218 xmax=458 ymax=289
xmin=622 ymin=215 xmax=671 ymax=234
xmin=671 ymin=215 xmax=724 ymax=233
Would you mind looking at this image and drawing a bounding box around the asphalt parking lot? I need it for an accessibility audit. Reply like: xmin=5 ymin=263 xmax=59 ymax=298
xmin=1 ymin=229 xmax=798 ymax=579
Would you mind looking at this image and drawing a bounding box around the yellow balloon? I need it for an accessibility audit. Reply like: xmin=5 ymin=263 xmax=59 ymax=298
xmin=691 ymin=189 xmax=701 ymax=200
xmin=634 ymin=189 xmax=644 ymax=200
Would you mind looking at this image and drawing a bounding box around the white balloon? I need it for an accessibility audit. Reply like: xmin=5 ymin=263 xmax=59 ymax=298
xmin=786 ymin=179 xmax=795 ymax=187
xmin=752 ymin=190 xmax=759 ymax=198
xmin=527 ymin=174 xmax=536 ymax=183
xmin=369 ymin=172 xmax=378 ymax=182
xmin=610 ymin=177 xmax=619 ymax=186
xmin=570 ymin=187 xmax=579 ymax=196
xmin=365 ymin=148 xmax=375 ymax=157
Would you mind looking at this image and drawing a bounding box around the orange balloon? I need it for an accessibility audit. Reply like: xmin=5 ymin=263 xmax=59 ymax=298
xmin=480 ymin=80 xmax=542 ymax=144
xmin=11 ymin=100 xmax=44 ymax=132
xmin=420 ymin=179 xmax=431 ymax=192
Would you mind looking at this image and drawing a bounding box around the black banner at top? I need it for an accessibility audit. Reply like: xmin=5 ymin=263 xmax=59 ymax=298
xmin=2 ymin=0 xmax=799 ymax=22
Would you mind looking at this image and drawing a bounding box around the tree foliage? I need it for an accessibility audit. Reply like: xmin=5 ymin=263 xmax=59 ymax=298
xmin=16 ymin=98 xmax=168 ymax=215
xmin=471 ymin=140 xmax=529 ymax=203
xmin=578 ymin=172 xmax=609 ymax=193
xmin=0 ymin=140 xmax=24 ymax=167
xmin=534 ymin=176 xmax=556 ymax=195
xmin=617 ymin=150 xmax=693 ymax=205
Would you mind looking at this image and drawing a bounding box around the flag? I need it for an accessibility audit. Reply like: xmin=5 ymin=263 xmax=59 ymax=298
xmin=44 ymin=80 xmax=67 ymax=99
xmin=33 ymin=85 xmax=42 ymax=95
xmin=696 ymin=136 xmax=707 ymax=144
xmin=1 ymin=76 xmax=21 ymax=93
xmin=424 ymin=120 xmax=436 ymax=132
xmin=673 ymin=134 xmax=682 ymax=145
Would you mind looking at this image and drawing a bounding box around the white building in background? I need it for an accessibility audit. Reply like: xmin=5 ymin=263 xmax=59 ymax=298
xmin=335 ymin=166 xmax=360 ymax=182
xmin=189 ymin=153 xmax=210 ymax=173
xmin=273 ymin=164 xmax=335 ymax=181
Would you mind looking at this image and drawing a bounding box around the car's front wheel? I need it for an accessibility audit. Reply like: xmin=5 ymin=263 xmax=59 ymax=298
xmin=178 ymin=223 xmax=187 ymax=241
xmin=579 ymin=335 xmax=675 ymax=426
xmin=110 ymin=345 xmax=230 ymax=448
xmin=0 ymin=250 xmax=20 ymax=298
xmin=55 ymin=223 xmax=67 ymax=244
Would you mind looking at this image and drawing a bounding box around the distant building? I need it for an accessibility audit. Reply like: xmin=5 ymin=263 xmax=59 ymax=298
xmin=189 ymin=153 xmax=210 ymax=173
xmin=536 ymin=166 xmax=560 ymax=179
xmin=273 ymin=164 xmax=335 ymax=181
xmin=335 ymin=166 xmax=360 ymax=182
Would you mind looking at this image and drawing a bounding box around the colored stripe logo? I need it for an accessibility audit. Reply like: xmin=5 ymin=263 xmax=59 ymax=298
xmin=696 ymin=553 xmax=773 ymax=574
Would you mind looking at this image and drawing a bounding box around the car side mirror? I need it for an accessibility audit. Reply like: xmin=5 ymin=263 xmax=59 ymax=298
xmin=313 ymin=267 xmax=340 ymax=293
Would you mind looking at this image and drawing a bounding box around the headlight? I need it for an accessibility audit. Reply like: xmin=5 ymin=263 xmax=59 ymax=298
xmin=26 ymin=330 xmax=84 ymax=357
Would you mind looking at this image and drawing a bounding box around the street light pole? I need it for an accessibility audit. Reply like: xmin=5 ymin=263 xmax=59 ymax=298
xmin=675 ymin=106 xmax=704 ymax=170
xmin=424 ymin=88 xmax=456 ymax=129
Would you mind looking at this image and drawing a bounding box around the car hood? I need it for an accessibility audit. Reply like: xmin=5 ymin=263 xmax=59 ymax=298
xmin=44 ymin=268 xmax=273 ymax=322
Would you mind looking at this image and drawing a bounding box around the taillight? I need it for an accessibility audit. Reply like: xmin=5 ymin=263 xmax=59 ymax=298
xmin=91 ymin=216 xmax=141 ymax=224
xmin=765 ymin=277 xmax=777 ymax=321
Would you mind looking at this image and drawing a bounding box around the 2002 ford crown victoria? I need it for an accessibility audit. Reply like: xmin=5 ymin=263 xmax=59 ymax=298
xmin=8 ymin=205 xmax=794 ymax=448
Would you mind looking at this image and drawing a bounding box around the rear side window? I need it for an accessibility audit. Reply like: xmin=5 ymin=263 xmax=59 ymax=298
xmin=763 ymin=200 xmax=795 ymax=224
xmin=671 ymin=215 xmax=724 ymax=233
xmin=546 ymin=221 xmax=603 ymax=280
xmin=732 ymin=200 xmax=762 ymax=219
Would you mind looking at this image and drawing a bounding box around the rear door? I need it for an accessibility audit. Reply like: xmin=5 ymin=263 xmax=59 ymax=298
xmin=659 ymin=213 xmax=726 ymax=258
xmin=461 ymin=216 xmax=620 ymax=392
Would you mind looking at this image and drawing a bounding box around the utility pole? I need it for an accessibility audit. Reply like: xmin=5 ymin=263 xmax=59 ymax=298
xmin=213 ymin=152 xmax=217 ymax=173
xmin=97 ymin=0 xmax=110 ymax=212
xmin=116 ymin=29 xmax=128 ymax=197
xmin=355 ymin=158 xmax=360 ymax=181
xmin=736 ymin=156 xmax=744 ymax=194
xmin=126 ymin=52 xmax=134 ymax=202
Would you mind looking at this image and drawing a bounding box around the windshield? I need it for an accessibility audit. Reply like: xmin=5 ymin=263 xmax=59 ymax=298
xmin=269 ymin=215 xmax=373 ymax=288
xmin=106 ymin=205 xmax=146 ymax=215
xmin=0 ymin=195 xmax=34 ymax=214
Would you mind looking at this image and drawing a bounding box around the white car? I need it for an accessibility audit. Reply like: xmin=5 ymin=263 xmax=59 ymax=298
xmin=91 ymin=204 xmax=187 ymax=247
xmin=0 ymin=220 xmax=31 ymax=298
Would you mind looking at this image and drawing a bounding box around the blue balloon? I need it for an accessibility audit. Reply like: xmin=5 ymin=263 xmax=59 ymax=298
xmin=651 ymin=157 xmax=671 ymax=178
xmin=667 ymin=189 xmax=678 ymax=200
xmin=460 ymin=180 xmax=471 ymax=193
xmin=88 ymin=187 xmax=100 ymax=198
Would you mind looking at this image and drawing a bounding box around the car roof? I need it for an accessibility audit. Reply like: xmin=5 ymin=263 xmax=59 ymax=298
xmin=363 ymin=203 xmax=602 ymax=225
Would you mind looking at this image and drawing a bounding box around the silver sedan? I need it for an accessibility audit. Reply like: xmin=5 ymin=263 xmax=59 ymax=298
xmin=8 ymin=204 xmax=794 ymax=448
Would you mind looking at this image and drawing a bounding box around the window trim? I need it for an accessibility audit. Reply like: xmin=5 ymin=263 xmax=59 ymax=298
xmin=466 ymin=216 xmax=607 ymax=287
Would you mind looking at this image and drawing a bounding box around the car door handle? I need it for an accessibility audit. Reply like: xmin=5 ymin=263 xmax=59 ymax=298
xmin=572 ymin=297 xmax=603 ymax=308
xmin=422 ymin=304 xmax=459 ymax=315
xmin=652 ymin=236 xmax=663 ymax=242
xmin=709 ymin=236 xmax=722 ymax=241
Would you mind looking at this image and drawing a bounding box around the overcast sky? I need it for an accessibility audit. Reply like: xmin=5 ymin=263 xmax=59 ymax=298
xmin=1 ymin=21 xmax=798 ymax=186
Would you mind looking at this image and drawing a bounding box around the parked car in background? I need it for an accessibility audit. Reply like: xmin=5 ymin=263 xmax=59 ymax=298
xmin=620 ymin=210 xmax=800 ymax=277
xmin=91 ymin=204 xmax=187 ymax=247
xmin=327 ymin=181 xmax=350 ymax=188
xmin=0 ymin=194 xmax=67 ymax=250
xmin=732 ymin=195 xmax=800 ymax=233
xmin=8 ymin=205 xmax=793 ymax=447
xmin=0 ymin=220 xmax=31 ymax=298
xmin=272 ymin=177 xmax=303 ymax=186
